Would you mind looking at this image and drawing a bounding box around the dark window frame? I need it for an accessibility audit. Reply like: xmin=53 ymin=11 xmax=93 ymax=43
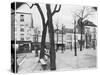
xmin=20 ymin=15 xmax=24 ymax=22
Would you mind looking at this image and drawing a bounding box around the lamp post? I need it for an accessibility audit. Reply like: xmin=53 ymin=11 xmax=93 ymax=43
xmin=62 ymin=24 xmax=64 ymax=53
xmin=93 ymin=27 xmax=96 ymax=49
xmin=34 ymin=27 xmax=40 ymax=57
xmin=74 ymin=19 xmax=77 ymax=56
xmin=56 ymin=24 xmax=59 ymax=51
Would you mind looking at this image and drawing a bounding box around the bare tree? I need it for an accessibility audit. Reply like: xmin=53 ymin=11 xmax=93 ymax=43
xmin=27 ymin=3 xmax=61 ymax=70
xmin=34 ymin=3 xmax=48 ymax=59
xmin=46 ymin=4 xmax=61 ymax=70
xmin=73 ymin=15 xmax=77 ymax=56
xmin=74 ymin=7 xmax=95 ymax=51
xmin=24 ymin=2 xmax=48 ymax=58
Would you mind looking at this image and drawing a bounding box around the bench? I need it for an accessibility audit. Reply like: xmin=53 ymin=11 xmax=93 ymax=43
xmin=39 ymin=58 xmax=48 ymax=70
xmin=39 ymin=53 xmax=50 ymax=70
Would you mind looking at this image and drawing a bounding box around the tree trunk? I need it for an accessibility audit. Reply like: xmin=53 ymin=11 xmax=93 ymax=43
xmin=35 ymin=3 xmax=48 ymax=59
xmin=46 ymin=4 xmax=56 ymax=70
xmin=74 ymin=27 xmax=77 ymax=56
xmin=40 ymin=24 xmax=48 ymax=58
xmin=80 ymin=31 xmax=83 ymax=51
xmin=56 ymin=30 xmax=58 ymax=51
xmin=78 ymin=18 xmax=83 ymax=51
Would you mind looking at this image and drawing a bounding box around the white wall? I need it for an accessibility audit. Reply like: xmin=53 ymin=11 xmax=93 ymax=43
xmin=15 ymin=13 xmax=33 ymax=41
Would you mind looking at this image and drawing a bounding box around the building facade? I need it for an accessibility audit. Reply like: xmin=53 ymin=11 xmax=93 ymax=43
xmin=11 ymin=3 xmax=34 ymax=52
xmin=15 ymin=12 xmax=33 ymax=42
xmin=54 ymin=28 xmax=82 ymax=49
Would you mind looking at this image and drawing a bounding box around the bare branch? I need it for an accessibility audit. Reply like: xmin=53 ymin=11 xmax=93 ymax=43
xmin=24 ymin=2 xmax=35 ymax=9
xmin=81 ymin=7 xmax=86 ymax=18
xmin=30 ymin=4 xmax=34 ymax=8
xmin=74 ymin=6 xmax=93 ymax=20
xmin=74 ymin=13 xmax=81 ymax=18
xmin=35 ymin=3 xmax=46 ymax=27
xmin=83 ymin=13 xmax=93 ymax=19
xmin=52 ymin=5 xmax=61 ymax=16
xmin=53 ymin=4 xmax=57 ymax=13
xmin=82 ymin=7 xmax=94 ymax=19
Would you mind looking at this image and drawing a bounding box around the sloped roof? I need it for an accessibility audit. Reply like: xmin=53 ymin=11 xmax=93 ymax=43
xmin=75 ymin=20 xmax=97 ymax=34
xmin=11 ymin=2 xmax=24 ymax=10
xmin=83 ymin=20 xmax=97 ymax=27
xmin=92 ymin=7 xmax=97 ymax=11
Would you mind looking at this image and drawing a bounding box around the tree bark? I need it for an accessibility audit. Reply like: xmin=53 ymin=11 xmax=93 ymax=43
xmin=40 ymin=23 xmax=48 ymax=58
xmin=78 ymin=18 xmax=83 ymax=51
xmin=74 ymin=20 xmax=77 ymax=56
xmin=35 ymin=3 xmax=48 ymax=59
xmin=80 ymin=30 xmax=83 ymax=51
xmin=46 ymin=4 xmax=56 ymax=70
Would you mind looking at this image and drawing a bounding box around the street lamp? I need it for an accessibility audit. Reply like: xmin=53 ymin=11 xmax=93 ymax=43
xmin=56 ymin=24 xmax=59 ymax=51
xmin=33 ymin=27 xmax=40 ymax=57
xmin=74 ymin=19 xmax=77 ymax=56
xmin=62 ymin=24 xmax=64 ymax=53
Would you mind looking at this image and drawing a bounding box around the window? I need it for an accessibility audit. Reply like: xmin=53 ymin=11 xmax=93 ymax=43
xmin=25 ymin=24 xmax=28 ymax=26
xmin=21 ymin=37 xmax=24 ymax=41
xmin=75 ymin=35 xmax=78 ymax=40
xmin=20 ymin=28 xmax=24 ymax=32
xmin=20 ymin=24 xmax=24 ymax=26
xmin=20 ymin=34 xmax=24 ymax=41
xmin=20 ymin=34 xmax=24 ymax=36
xmin=20 ymin=15 xmax=24 ymax=22
xmin=67 ymin=35 xmax=72 ymax=40
xmin=26 ymin=37 xmax=30 ymax=41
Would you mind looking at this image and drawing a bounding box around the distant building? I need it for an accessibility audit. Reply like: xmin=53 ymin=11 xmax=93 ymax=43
xmin=54 ymin=28 xmax=82 ymax=49
xmin=84 ymin=26 xmax=97 ymax=48
xmin=83 ymin=20 xmax=97 ymax=48
xmin=54 ymin=22 xmax=97 ymax=49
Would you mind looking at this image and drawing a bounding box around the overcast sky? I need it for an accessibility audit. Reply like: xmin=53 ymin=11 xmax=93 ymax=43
xmin=16 ymin=2 xmax=97 ymax=32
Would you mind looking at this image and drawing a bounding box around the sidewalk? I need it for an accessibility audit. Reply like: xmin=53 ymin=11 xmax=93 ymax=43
xmin=56 ymin=48 xmax=97 ymax=70
xmin=17 ymin=52 xmax=41 ymax=73
xmin=81 ymin=48 xmax=96 ymax=56
xmin=17 ymin=48 xmax=97 ymax=73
